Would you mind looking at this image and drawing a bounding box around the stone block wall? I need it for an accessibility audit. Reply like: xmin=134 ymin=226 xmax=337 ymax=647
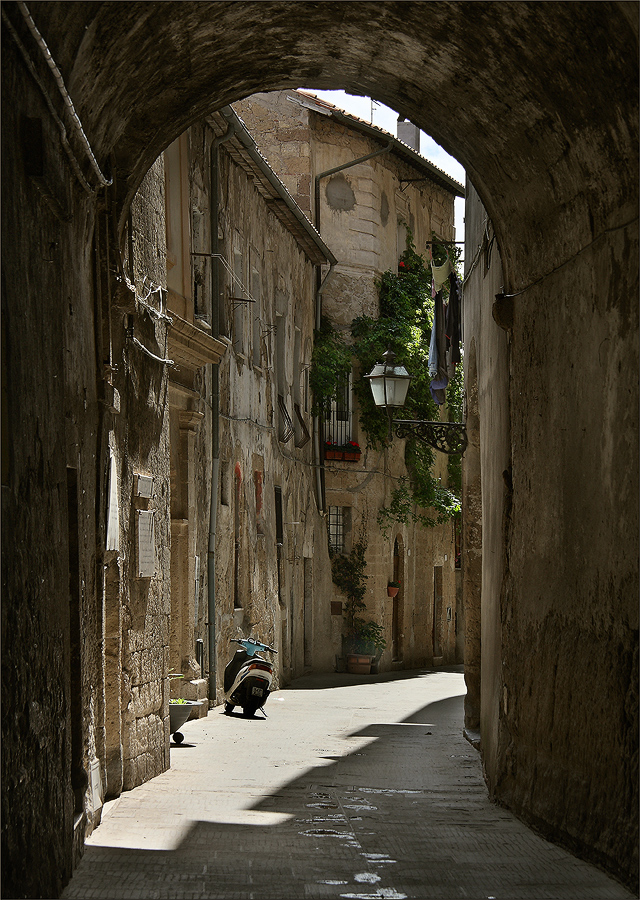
xmin=107 ymin=157 xmax=172 ymax=792
xmin=463 ymin=182 xmax=639 ymax=886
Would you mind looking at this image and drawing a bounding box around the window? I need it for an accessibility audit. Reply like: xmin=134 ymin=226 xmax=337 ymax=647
xmin=327 ymin=506 xmax=350 ymax=554
xmin=254 ymin=469 xmax=264 ymax=535
xmin=251 ymin=265 xmax=262 ymax=367
xmin=192 ymin=207 xmax=209 ymax=322
xmin=324 ymin=370 xmax=352 ymax=446
xmin=274 ymin=486 xmax=284 ymax=543
xmin=275 ymin=314 xmax=294 ymax=442
xmin=293 ymin=328 xmax=310 ymax=448
xmin=233 ymin=242 xmax=245 ymax=355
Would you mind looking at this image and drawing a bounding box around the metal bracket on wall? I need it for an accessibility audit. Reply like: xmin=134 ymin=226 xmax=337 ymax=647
xmin=393 ymin=419 xmax=468 ymax=455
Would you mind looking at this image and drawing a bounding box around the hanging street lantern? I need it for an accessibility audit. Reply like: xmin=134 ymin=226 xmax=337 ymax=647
xmin=364 ymin=349 xmax=412 ymax=408
xmin=364 ymin=349 xmax=468 ymax=455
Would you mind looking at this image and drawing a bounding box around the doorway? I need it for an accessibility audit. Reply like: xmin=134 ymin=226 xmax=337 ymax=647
xmin=392 ymin=537 xmax=404 ymax=661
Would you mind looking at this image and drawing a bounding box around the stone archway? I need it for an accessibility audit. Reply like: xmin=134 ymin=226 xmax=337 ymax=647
xmin=5 ymin=2 xmax=636 ymax=273
xmin=2 ymin=3 xmax=637 ymax=896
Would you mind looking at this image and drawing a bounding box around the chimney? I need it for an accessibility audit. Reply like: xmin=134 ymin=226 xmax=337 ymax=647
xmin=397 ymin=116 xmax=420 ymax=152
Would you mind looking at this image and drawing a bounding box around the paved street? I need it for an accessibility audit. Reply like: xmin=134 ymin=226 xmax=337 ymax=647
xmin=62 ymin=668 xmax=633 ymax=900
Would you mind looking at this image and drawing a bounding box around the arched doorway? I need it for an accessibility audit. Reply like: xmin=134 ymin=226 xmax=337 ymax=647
xmin=392 ymin=536 xmax=404 ymax=662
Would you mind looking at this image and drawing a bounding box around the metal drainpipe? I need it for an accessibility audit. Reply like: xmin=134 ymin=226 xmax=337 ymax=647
xmin=312 ymin=141 xmax=393 ymax=512
xmin=314 ymin=263 xmax=336 ymax=513
xmin=313 ymin=141 xmax=393 ymax=237
xmin=207 ymin=120 xmax=236 ymax=706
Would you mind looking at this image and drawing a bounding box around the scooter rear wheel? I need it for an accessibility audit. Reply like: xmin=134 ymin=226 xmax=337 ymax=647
xmin=242 ymin=703 xmax=260 ymax=717
xmin=224 ymin=702 xmax=234 ymax=715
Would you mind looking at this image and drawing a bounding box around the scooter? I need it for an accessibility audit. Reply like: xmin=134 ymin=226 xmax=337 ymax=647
xmin=223 ymin=638 xmax=277 ymax=717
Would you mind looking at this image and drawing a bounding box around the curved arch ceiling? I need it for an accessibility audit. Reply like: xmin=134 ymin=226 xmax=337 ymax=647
xmin=18 ymin=1 xmax=638 ymax=285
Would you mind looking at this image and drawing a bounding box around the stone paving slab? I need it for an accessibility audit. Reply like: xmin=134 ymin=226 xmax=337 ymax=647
xmin=62 ymin=668 xmax=634 ymax=899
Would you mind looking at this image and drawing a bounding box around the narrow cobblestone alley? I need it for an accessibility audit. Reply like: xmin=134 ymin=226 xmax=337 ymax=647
xmin=61 ymin=669 xmax=632 ymax=900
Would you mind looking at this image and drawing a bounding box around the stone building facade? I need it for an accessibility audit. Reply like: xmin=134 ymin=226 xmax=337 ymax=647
xmin=236 ymin=91 xmax=465 ymax=672
xmin=162 ymin=106 xmax=337 ymax=701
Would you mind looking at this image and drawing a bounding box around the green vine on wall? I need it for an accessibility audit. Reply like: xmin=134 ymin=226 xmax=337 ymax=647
xmin=330 ymin=536 xmax=387 ymax=652
xmin=310 ymin=228 xmax=463 ymax=536
xmin=350 ymin=229 xmax=463 ymax=533
xmin=309 ymin=315 xmax=352 ymax=415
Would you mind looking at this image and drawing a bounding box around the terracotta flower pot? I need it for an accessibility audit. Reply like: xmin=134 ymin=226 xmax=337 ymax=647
xmin=346 ymin=653 xmax=372 ymax=674
xmin=387 ymin=586 xmax=399 ymax=597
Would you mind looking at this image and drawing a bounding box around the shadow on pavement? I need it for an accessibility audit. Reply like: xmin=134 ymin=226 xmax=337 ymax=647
xmin=283 ymin=664 xmax=465 ymax=691
xmin=62 ymin=686 xmax=633 ymax=899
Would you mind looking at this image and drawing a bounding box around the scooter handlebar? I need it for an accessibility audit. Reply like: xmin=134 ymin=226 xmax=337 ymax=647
xmin=231 ymin=638 xmax=277 ymax=654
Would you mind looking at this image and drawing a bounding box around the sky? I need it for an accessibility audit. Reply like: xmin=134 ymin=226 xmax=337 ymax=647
xmin=300 ymin=89 xmax=466 ymax=250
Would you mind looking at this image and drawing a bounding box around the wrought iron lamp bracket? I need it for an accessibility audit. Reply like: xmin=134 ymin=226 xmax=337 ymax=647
xmin=392 ymin=419 xmax=468 ymax=455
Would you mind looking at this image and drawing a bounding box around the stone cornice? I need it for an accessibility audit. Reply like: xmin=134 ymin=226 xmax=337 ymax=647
xmin=168 ymin=314 xmax=230 ymax=371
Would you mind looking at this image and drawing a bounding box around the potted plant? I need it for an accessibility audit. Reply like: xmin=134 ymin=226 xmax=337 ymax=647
xmin=331 ymin=536 xmax=386 ymax=674
xmin=342 ymin=440 xmax=361 ymax=461
xmin=324 ymin=440 xmax=343 ymax=460
xmin=324 ymin=440 xmax=362 ymax=461
xmin=168 ymin=673 xmax=198 ymax=744
xmin=387 ymin=580 xmax=400 ymax=597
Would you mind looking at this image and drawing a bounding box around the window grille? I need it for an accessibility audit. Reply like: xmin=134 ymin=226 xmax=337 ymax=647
xmin=294 ymin=402 xmax=310 ymax=448
xmin=327 ymin=506 xmax=345 ymax=554
xmin=277 ymin=394 xmax=294 ymax=443
xmin=323 ymin=371 xmax=351 ymax=446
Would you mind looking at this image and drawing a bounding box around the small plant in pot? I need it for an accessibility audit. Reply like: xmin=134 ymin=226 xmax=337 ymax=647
xmin=168 ymin=672 xmax=198 ymax=744
xmin=387 ymin=580 xmax=400 ymax=597
xmin=330 ymin=535 xmax=386 ymax=672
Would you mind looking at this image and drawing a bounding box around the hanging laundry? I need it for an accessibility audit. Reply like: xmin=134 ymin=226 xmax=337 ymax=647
xmin=431 ymin=256 xmax=452 ymax=291
xmin=430 ymin=289 xmax=448 ymax=405
xmin=445 ymin=271 xmax=462 ymax=366
xmin=428 ymin=304 xmax=438 ymax=377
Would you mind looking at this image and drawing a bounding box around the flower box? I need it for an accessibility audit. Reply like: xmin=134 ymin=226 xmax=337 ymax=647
xmin=346 ymin=653 xmax=372 ymax=675
xmin=324 ymin=444 xmax=361 ymax=462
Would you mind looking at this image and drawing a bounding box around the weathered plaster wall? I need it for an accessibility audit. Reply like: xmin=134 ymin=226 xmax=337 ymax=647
xmin=234 ymin=93 xmax=313 ymax=216
xmin=463 ymin=182 xmax=639 ymax=885
xmin=211 ymin=133 xmax=334 ymax=693
xmin=238 ymin=91 xmax=460 ymax=672
xmin=499 ymin=218 xmax=638 ymax=883
xmin=238 ymin=90 xmax=457 ymax=328
xmin=114 ymin=158 xmax=172 ymax=790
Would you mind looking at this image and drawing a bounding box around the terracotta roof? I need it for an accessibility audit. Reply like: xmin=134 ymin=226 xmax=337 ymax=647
xmin=206 ymin=107 xmax=337 ymax=267
xmin=293 ymin=90 xmax=465 ymax=198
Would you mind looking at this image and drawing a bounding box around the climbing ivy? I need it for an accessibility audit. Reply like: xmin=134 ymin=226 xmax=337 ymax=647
xmin=330 ymin=536 xmax=387 ymax=652
xmin=309 ymin=314 xmax=352 ymax=415
xmin=309 ymin=228 xmax=464 ymax=535
xmin=350 ymin=229 xmax=463 ymax=533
